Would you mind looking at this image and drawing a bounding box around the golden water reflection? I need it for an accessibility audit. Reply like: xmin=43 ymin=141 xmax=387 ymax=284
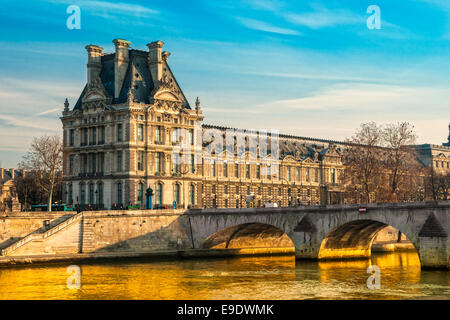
xmin=0 ymin=252 xmax=447 ymax=300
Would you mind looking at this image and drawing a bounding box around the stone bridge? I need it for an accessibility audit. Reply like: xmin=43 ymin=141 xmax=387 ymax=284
xmin=186 ymin=201 xmax=450 ymax=269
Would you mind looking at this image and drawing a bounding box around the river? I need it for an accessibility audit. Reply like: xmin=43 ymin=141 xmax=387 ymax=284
xmin=0 ymin=251 xmax=448 ymax=299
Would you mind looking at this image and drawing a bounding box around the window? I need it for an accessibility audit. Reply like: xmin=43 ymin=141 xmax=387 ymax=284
xmin=83 ymin=154 xmax=88 ymax=173
xmin=190 ymin=184 xmax=195 ymax=205
xmin=117 ymin=124 xmax=123 ymax=142
xmin=68 ymin=184 xmax=73 ymax=204
xmin=246 ymin=164 xmax=250 ymax=179
xmin=69 ymin=129 xmax=75 ymax=146
xmin=190 ymin=155 xmax=195 ymax=173
xmin=92 ymin=153 xmax=97 ymax=173
xmin=172 ymin=128 xmax=178 ymax=143
xmin=306 ymin=168 xmax=310 ymax=182
xmin=315 ymin=168 xmax=319 ymax=182
xmin=83 ymin=128 xmax=88 ymax=145
xmin=138 ymin=124 xmax=144 ymax=141
xmin=189 ymin=129 xmax=194 ymax=145
xmin=89 ymin=183 xmax=94 ymax=204
xmin=287 ymin=166 xmax=291 ymax=181
xmin=156 ymin=152 xmax=163 ymax=173
xmin=174 ymin=184 xmax=180 ymax=205
xmin=224 ymin=185 xmax=228 ymax=194
xmin=331 ymin=168 xmax=336 ymax=185
xmin=138 ymin=183 xmax=144 ymax=205
xmin=223 ymin=162 xmax=228 ymax=177
xmin=156 ymin=183 xmax=162 ymax=205
xmin=117 ymin=183 xmax=123 ymax=204
xmin=69 ymin=155 xmax=74 ymax=174
xmin=297 ymin=168 xmax=300 ymax=181
xmin=98 ymin=183 xmax=103 ymax=206
xmin=100 ymin=126 xmax=105 ymax=144
xmin=92 ymin=127 xmax=97 ymax=145
xmin=99 ymin=153 xmax=104 ymax=173
xmin=256 ymin=164 xmax=260 ymax=179
xmin=235 ymin=163 xmax=239 ymax=178
xmin=155 ymin=126 xmax=162 ymax=143
xmin=138 ymin=151 xmax=144 ymax=171
xmin=173 ymin=153 xmax=181 ymax=173
xmin=211 ymin=159 xmax=215 ymax=177
xmin=80 ymin=184 xmax=86 ymax=205
xmin=117 ymin=151 xmax=122 ymax=172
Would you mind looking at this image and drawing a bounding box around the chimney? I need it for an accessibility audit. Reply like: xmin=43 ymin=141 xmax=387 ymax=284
xmin=113 ymin=39 xmax=131 ymax=99
xmin=85 ymin=44 xmax=104 ymax=84
xmin=147 ymin=41 xmax=164 ymax=85
xmin=0 ymin=168 xmax=4 ymax=181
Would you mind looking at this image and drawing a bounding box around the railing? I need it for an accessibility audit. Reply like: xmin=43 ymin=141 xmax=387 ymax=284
xmin=1 ymin=212 xmax=83 ymax=256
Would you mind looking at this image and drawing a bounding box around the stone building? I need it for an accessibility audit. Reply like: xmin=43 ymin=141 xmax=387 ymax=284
xmin=60 ymin=38 xmax=450 ymax=210
xmin=0 ymin=168 xmax=22 ymax=211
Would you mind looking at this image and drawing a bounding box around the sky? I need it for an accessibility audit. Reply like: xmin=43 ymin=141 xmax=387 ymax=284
xmin=0 ymin=0 xmax=449 ymax=167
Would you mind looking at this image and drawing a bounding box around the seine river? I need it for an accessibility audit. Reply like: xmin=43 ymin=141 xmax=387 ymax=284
xmin=0 ymin=251 xmax=448 ymax=300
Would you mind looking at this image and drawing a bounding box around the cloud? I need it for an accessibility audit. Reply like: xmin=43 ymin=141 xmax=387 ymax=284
xmin=235 ymin=17 xmax=301 ymax=35
xmin=36 ymin=108 xmax=61 ymax=116
xmin=285 ymin=7 xmax=363 ymax=29
xmin=263 ymin=83 xmax=450 ymax=111
xmin=48 ymin=0 xmax=159 ymax=18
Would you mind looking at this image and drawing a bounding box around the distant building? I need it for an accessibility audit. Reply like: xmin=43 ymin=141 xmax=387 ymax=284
xmin=60 ymin=38 xmax=450 ymax=210
xmin=0 ymin=168 xmax=22 ymax=211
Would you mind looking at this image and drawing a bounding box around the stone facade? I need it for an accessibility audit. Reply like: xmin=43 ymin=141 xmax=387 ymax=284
xmin=60 ymin=38 xmax=450 ymax=210
xmin=0 ymin=168 xmax=22 ymax=212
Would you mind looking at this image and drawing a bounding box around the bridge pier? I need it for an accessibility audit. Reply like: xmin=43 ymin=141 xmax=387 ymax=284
xmin=418 ymin=237 xmax=449 ymax=269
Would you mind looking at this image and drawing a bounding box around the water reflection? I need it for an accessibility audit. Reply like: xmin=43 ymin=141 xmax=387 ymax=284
xmin=0 ymin=251 xmax=447 ymax=300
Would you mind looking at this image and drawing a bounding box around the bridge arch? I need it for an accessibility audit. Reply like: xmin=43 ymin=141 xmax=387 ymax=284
xmin=317 ymin=219 xmax=419 ymax=263
xmin=201 ymin=222 xmax=294 ymax=250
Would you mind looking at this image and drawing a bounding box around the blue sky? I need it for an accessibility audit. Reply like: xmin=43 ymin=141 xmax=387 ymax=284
xmin=0 ymin=0 xmax=449 ymax=167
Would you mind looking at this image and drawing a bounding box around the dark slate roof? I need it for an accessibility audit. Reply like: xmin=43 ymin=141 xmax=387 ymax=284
xmin=74 ymin=50 xmax=155 ymax=110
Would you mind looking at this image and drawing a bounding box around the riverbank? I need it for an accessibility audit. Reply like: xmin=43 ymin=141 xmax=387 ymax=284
xmin=0 ymin=247 xmax=295 ymax=267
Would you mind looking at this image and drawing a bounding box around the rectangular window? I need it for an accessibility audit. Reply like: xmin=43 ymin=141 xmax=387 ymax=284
xmin=68 ymin=184 xmax=73 ymax=205
xmin=69 ymin=155 xmax=74 ymax=174
xmin=80 ymin=184 xmax=86 ymax=205
xmin=117 ymin=183 xmax=123 ymax=204
xmin=155 ymin=126 xmax=163 ymax=144
xmin=315 ymin=168 xmax=318 ymax=182
xmin=100 ymin=126 xmax=105 ymax=144
xmin=306 ymin=168 xmax=310 ymax=182
xmin=211 ymin=159 xmax=215 ymax=177
xmin=117 ymin=124 xmax=123 ymax=142
xmin=190 ymin=155 xmax=195 ymax=173
xmin=189 ymin=129 xmax=194 ymax=145
xmin=117 ymin=151 xmax=122 ymax=172
xmin=92 ymin=127 xmax=97 ymax=145
xmin=287 ymin=166 xmax=291 ymax=181
xmin=223 ymin=162 xmax=228 ymax=177
xmin=138 ymin=124 xmax=144 ymax=141
xmin=172 ymin=128 xmax=178 ymax=143
xmin=100 ymin=153 xmax=104 ymax=173
xmin=235 ymin=163 xmax=239 ymax=178
xmin=98 ymin=183 xmax=103 ymax=206
xmin=69 ymin=129 xmax=75 ymax=146
xmin=83 ymin=128 xmax=88 ymax=146
xmin=256 ymin=164 xmax=260 ymax=179
xmin=92 ymin=153 xmax=97 ymax=173
xmin=246 ymin=164 xmax=250 ymax=179
xmin=83 ymin=154 xmax=88 ymax=173
xmin=138 ymin=151 xmax=144 ymax=171
xmin=156 ymin=152 xmax=163 ymax=173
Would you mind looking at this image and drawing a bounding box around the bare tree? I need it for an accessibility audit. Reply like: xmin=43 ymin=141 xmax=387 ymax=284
xmin=18 ymin=135 xmax=63 ymax=211
xmin=343 ymin=122 xmax=383 ymax=203
xmin=381 ymin=122 xmax=418 ymax=201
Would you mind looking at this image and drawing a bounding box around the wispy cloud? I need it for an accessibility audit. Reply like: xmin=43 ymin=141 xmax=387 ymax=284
xmin=285 ymin=6 xmax=363 ymax=29
xmin=48 ymin=0 xmax=159 ymax=17
xmin=36 ymin=108 xmax=61 ymax=116
xmin=236 ymin=17 xmax=301 ymax=35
